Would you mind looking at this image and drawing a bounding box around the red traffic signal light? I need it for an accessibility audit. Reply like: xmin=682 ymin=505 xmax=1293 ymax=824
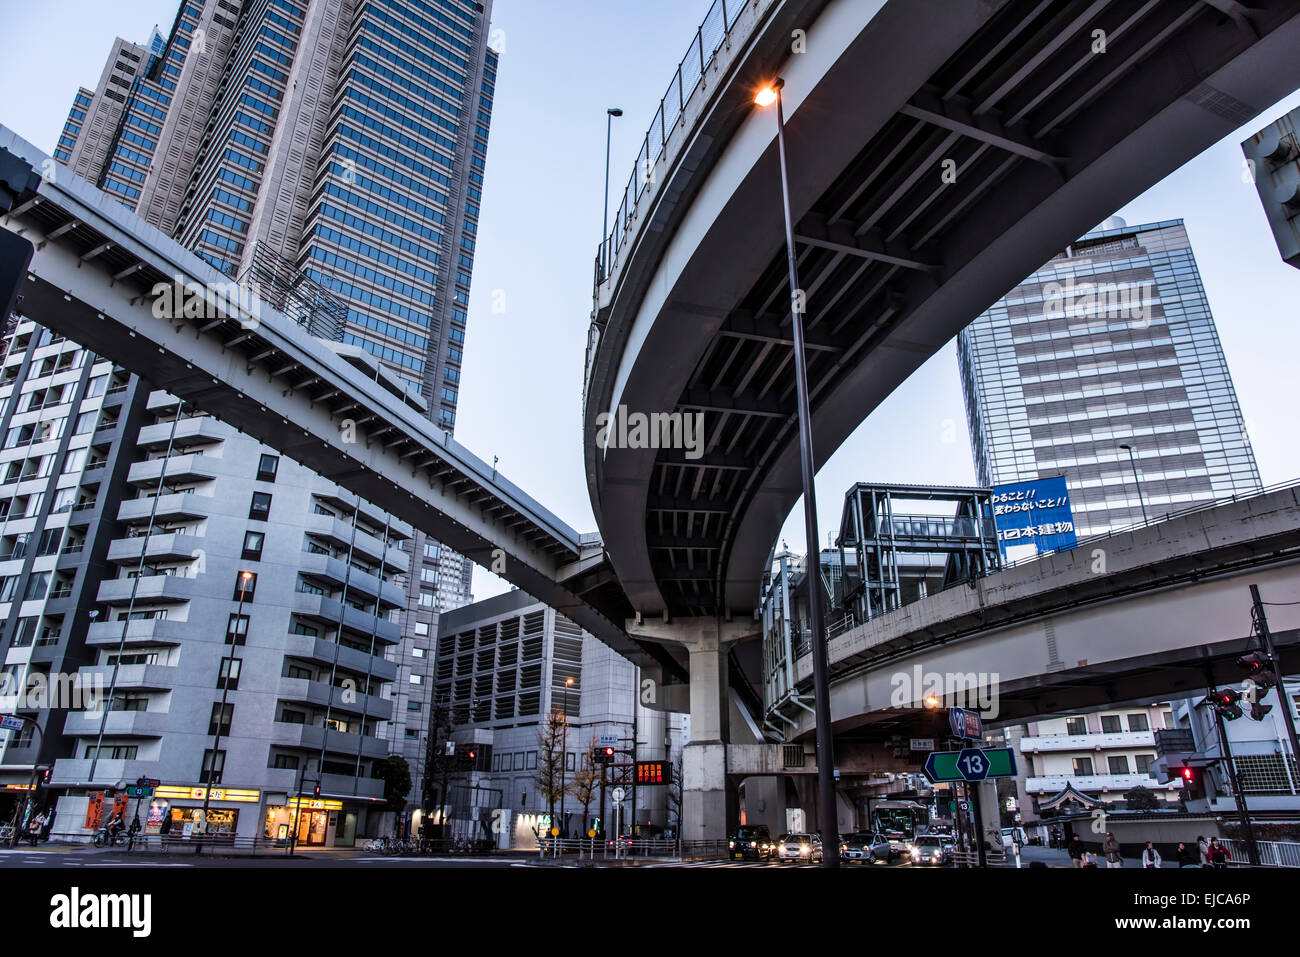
xmin=313 ymin=783 xmax=321 ymax=797
xmin=467 ymin=749 xmax=475 ymax=760
xmin=1204 ymin=689 xmax=1243 ymax=721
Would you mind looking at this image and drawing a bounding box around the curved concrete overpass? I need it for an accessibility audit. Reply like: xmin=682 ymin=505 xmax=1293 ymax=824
xmin=585 ymin=0 xmax=1300 ymax=622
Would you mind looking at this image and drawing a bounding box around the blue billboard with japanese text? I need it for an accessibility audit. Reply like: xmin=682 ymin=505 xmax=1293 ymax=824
xmin=991 ymin=476 xmax=1077 ymax=557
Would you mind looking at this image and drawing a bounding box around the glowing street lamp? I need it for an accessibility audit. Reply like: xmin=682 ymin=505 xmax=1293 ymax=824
xmin=754 ymin=75 xmax=840 ymax=868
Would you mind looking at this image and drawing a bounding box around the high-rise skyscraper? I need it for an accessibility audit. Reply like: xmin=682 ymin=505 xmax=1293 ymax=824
xmin=958 ymin=217 xmax=1261 ymax=541
xmin=0 ymin=0 xmax=499 ymax=841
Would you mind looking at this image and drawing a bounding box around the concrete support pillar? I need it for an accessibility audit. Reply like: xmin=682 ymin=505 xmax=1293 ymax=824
xmin=742 ymin=775 xmax=786 ymax=837
xmin=682 ymin=636 xmax=729 ymax=841
xmin=974 ymin=779 xmax=1002 ymax=851
xmin=627 ymin=616 xmax=756 ymax=842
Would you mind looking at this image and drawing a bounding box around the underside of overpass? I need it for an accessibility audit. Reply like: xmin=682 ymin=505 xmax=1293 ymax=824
xmin=586 ymin=0 xmax=1300 ymax=659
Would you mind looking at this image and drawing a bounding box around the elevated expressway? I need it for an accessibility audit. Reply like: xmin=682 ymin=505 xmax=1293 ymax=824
xmin=585 ymin=0 xmax=1300 ymax=668
xmin=0 ymin=127 xmax=663 ymax=671
xmin=773 ymin=484 xmax=1300 ymax=740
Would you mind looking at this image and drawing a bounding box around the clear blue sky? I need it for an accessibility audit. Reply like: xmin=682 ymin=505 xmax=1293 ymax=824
xmin=3 ymin=1 xmax=1298 ymax=601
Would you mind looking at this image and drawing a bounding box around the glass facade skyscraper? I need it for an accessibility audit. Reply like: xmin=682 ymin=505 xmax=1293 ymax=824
xmin=958 ymin=217 xmax=1261 ymax=540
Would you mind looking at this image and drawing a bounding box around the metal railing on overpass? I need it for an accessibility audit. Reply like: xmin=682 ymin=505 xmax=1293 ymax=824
xmin=819 ymin=476 xmax=1300 ymax=644
xmin=595 ymin=0 xmax=748 ymax=286
xmin=1222 ymin=839 xmax=1300 ymax=868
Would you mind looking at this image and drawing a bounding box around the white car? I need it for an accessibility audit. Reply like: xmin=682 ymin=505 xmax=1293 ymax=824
xmin=908 ymin=834 xmax=952 ymax=866
xmin=776 ymin=832 xmax=823 ymax=863
xmin=841 ymin=831 xmax=892 ymax=864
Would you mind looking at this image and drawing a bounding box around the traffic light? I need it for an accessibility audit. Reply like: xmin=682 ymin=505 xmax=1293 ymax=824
xmin=592 ymin=746 xmax=615 ymax=764
xmin=313 ymin=783 xmax=321 ymax=797
xmin=1237 ymin=652 xmax=1278 ymax=720
xmin=1204 ymin=688 xmax=1244 ymax=721
xmin=1179 ymin=763 xmax=1206 ymax=801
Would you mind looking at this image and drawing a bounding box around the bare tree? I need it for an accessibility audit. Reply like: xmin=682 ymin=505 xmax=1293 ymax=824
xmin=535 ymin=708 xmax=569 ymax=834
xmin=667 ymin=757 xmax=683 ymax=835
xmin=572 ymin=738 xmax=601 ymax=837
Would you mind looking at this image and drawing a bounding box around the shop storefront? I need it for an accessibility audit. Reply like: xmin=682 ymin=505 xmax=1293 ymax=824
xmin=145 ymin=786 xmax=261 ymax=839
xmin=263 ymin=798 xmax=356 ymax=847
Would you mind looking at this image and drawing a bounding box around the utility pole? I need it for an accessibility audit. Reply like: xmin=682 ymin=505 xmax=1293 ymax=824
xmin=1250 ymin=585 xmax=1300 ymax=787
xmin=1212 ymin=703 xmax=1260 ymax=866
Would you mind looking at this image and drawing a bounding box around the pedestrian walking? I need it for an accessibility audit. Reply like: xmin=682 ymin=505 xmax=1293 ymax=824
xmin=1207 ymin=837 xmax=1230 ymax=868
xmin=159 ymin=812 xmax=173 ymax=855
xmin=40 ymin=809 xmax=55 ymax=842
xmin=127 ymin=816 xmax=140 ymax=851
xmin=1142 ymin=841 xmax=1162 ymax=868
xmin=1068 ymin=834 xmax=1086 ymax=868
xmin=1197 ymin=835 xmax=1210 ymax=866
xmin=1102 ymin=832 xmax=1122 ymax=868
xmin=1176 ymin=842 xmax=1199 ymax=868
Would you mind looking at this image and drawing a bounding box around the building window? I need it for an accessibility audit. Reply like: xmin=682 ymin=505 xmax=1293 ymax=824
xmin=233 ymin=572 xmax=257 ymax=600
xmin=200 ymin=749 xmax=226 ymax=784
xmin=226 ymin=614 xmax=249 ymax=645
xmin=1100 ymin=715 xmax=1122 ymax=734
xmin=414 ymin=621 xmax=429 ymax=637
xmin=1127 ymin=713 xmax=1149 ymax=733
xmin=1073 ymin=757 xmax=1094 ymax=776
xmin=272 ymin=753 xmax=299 ymax=770
xmin=1135 ymin=754 xmax=1155 ymax=775
xmin=248 ymin=491 xmax=272 ymax=521
xmin=407 ymin=700 xmax=421 ymax=711
xmin=1107 ymin=755 xmax=1130 ymax=775
xmin=286 ymin=664 xmax=312 ymax=681
xmin=409 ymin=674 xmax=423 ymax=685
xmin=1066 ymin=717 xmax=1087 ymax=736
xmin=208 ymin=701 xmax=234 ymax=735
xmin=256 ymin=454 xmax=279 ymax=482
xmin=412 ymin=647 xmax=426 ymax=658
xmin=280 ymin=709 xmax=306 ymax=724
xmin=218 ymin=656 xmax=241 ymax=691
xmin=242 ymin=530 xmax=264 ymax=561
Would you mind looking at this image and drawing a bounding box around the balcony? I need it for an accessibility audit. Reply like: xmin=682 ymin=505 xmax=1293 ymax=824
xmin=135 ymin=416 xmax=226 ymax=450
xmin=86 ymin=618 xmax=187 ymax=647
xmin=97 ymin=573 xmax=196 ymax=605
xmin=304 ymin=511 xmax=407 ymax=574
xmin=127 ymin=453 xmax=218 ymax=487
xmin=117 ymin=492 xmax=208 ymax=523
xmin=283 ymin=633 xmax=398 ymax=682
xmin=276 ymin=677 xmax=392 ymax=721
xmin=291 ymin=592 xmax=400 ymax=644
xmin=269 ymin=723 xmax=390 ymax=761
xmin=320 ymin=772 xmax=385 ymax=801
xmin=62 ymin=709 xmax=168 ymax=738
xmin=1025 ymin=773 xmax=1182 ymax=794
xmin=314 ymin=491 xmax=414 ymax=541
xmin=298 ymin=552 xmax=405 ymax=610
xmin=1020 ymin=731 xmax=1156 ymax=753
xmin=106 ymin=532 xmax=205 ymax=565
xmin=75 ymin=662 xmax=176 ymax=691
xmin=49 ymin=758 xmax=160 ymax=788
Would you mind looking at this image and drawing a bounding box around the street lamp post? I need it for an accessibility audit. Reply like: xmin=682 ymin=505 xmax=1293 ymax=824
xmin=1118 ymin=443 xmax=1148 ymax=524
xmin=197 ymin=569 xmax=252 ymax=854
xmin=755 ymin=77 xmax=840 ymax=868
xmin=600 ymin=108 xmax=623 ymax=280
xmin=559 ymin=677 xmax=573 ymax=837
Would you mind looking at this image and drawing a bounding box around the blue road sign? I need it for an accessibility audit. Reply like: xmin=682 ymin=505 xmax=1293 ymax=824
xmin=957 ymin=748 xmax=991 ymax=781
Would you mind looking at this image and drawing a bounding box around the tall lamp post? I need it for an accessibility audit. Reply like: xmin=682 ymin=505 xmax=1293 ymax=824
xmin=755 ymin=77 xmax=840 ymax=868
xmin=600 ymin=108 xmax=623 ymax=280
xmin=559 ymin=676 xmax=574 ymax=837
xmin=1118 ymin=443 xmax=1148 ymax=524
xmin=197 ymin=569 xmax=252 ymax=854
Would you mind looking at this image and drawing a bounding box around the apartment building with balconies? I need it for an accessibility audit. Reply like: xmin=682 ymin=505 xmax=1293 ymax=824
xmin=1014 ymin=704 xmax=1182 ymax=821
xmin=46 ymin=387 xmax=414 ymax=845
